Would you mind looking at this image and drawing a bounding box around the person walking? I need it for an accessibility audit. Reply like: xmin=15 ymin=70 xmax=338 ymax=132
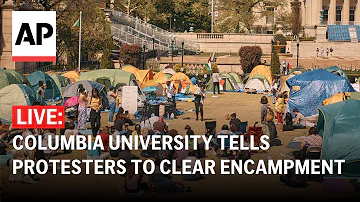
xmin=212 ymin=70 xmax=220 ymax=94
xmin=88 ymin=88 xmax=102 ymax=137
xmin=271 ymin=80 xmax=278 ymax=104
xmin=164 ymin=81 xmax=176 ymax=115
xmin=107 ymin=86 xmax=118 ymax=124
xmin=326 ymin=48 xmax=329 ymax=57
xmin=330 ymin=47 xmax=333 ymax=56
xmin=316 ymin=48 xmax=319 ymax=57
xmin=77 ymin=87 xmax=88 ymax=130
xmin=194 ymin=84 xmax=206 ymax=121
xmin=282 ymin=60 xmax=287 ymax=75
xmin=321 ymin=47 xmax=324 ymax=57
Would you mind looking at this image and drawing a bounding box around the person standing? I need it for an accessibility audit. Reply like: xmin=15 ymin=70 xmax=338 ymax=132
xmin=88 ymin=88 xmax=102 ymax=137
xmin=275 ymin=94 xmax=285 ymax=124
xmin=77 ymin=87 xmax=88 ymax=130
xmin=194 ymin=84 xmax=206 ymax=121
xmin=316 ymin=48 xmax=319 ymax=57
xmin=212 ymin=70 xmax=220 ymax=94
xmin=271 ymin=80 xmax=278 ymax=104
xmin=326 ymin=48 xmax=329 ymax=57
xmin=164 ymin=81 xmax=176 ymax=114
xmin=107 ymin=86 xmax=118 ymax=124
xmin=37 ymin=81 xmax=46 ymax=98
xmin=282 ymin=60 xmax=287 ymax=75
xmin=321 ymin=47 xmax=324 ymax=57
xmin=329 ymin=47 xmax=333 ymax=56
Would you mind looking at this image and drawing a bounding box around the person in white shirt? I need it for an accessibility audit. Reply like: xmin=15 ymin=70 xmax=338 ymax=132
xmin=164 ymin=81 xmax=176 ymax=115
xmin=212 ymin=70 xmax=220 ymax=94
xmin=282 ymin=60 xmax=287 ymax=75
xmin=194 ymin=84 xmax=206 ymax=121
xmin=271 ymin=80 xmax=278 ymax=104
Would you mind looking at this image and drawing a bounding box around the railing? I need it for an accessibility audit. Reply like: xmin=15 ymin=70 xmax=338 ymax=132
xmin=109 ymin=10 xmax=199 ymax=52
xmin=197 ymin=34 xmax=224 ymax=39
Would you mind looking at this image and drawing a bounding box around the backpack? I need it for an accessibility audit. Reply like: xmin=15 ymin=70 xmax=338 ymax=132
xmin=270 ymin=139 xmax=282 ymax=147
xmin=266 ymin=107 xmax=275 ymax=121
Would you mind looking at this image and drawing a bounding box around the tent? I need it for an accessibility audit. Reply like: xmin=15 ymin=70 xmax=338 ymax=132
xmin=163 ymin=68 xmax=176 ymax=75
xmin=63 ymin=80 xmax=109 ymax=108
xmin=322 ymin=92 xmax=360 ymax=106
xmin=206 ymin=73 xmax=239 ymax=92
xmin=142 ymin=71 xmax=168 ymax=89
xmin=289 ymin=67 xmax=306 ymax=75
xmin=122 ymin=65 xmax=154 ymax=87
xmin=279 ymin=75 xmax=295 ymax=93
xmin=62 ymin=71 xmax=80 ymax=82
xmin=79 ymin=69 xmax=145 ymax=105
xmin=26 ymin=71 xmax=62 ymax=100
xmin=0 ymin=84 xmax=46 ymax=122
xmin=170 ymin=72 xmax=196 ymax=94
xmin=0 ymin=69 xmax=19 ymax=89
xmin=287 ymin=69 xmax=355 ymax=117
xmin=326 ymin=66 xmax=349 ymax=81
xmin=228 ymin=72 xmax=244 ymax=89
xmin=317 ymin=100 xmax=360 ymax=177
xmin=48 ymin=73 xmax=71 ymax=93
xmin=3 ymin=69 xmax=30 ymax=86
xmin=244 ymin=74 xmax=271 ymax=91
xmin=249 ymin=65 xmax=273 ymax=86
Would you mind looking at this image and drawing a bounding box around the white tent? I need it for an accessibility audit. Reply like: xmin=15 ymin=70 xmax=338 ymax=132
xmin=245 ymin=78 xmax=271 ymax=91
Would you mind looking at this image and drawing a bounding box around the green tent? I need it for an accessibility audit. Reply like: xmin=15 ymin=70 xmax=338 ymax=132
xmin=0 ymin=69 xmax=19 ymax=89
xmin=228 ymin=72 xmax=244 ymax=89
xmin=317 ymin=100 xmax=360 ymax=177
xmin=0 ymin=84 xmax=46 ymax=123
xmin=206 ymin=74 xmax=238 ymax=92
xmin=4 ymin=69 xmax=30 ymax=86
xmin=48 ymin=73 xmax=71 ymax=93
xmin=79 ymin=69 xmax=145 ymax=103
xmin=326 ymin=66 xmax=349 ymax=81
xmin=26 ymin=71 xmax=62 ymax=100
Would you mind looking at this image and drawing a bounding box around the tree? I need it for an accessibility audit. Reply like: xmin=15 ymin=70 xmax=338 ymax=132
xmin=216 ymin=0 xmax=287 ymax=33
xmin=239 ymin=46 xmax=262 ymax=73
xmin=290 ymin=0 xmax=302 ymax=37
xmin=271 ymin=47 xmax=281 ymax=75
xmin=119 ymin=44 xmax=142 ymax=66
xmin=56 ymin=0 xmax=114 ymax=67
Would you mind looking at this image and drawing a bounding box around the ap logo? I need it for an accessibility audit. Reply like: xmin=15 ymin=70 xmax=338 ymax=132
xmin=12 ymin=11 xmax=56 ymax=62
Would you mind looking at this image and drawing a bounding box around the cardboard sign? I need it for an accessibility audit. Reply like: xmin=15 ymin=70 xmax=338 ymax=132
xmin=292 ymin=86 xmax=301 ymax=91
xmin=121 ymin=86 xmax=138 ymax=114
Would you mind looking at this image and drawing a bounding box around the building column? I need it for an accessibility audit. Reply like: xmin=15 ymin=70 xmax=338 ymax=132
xmin=343 ymin=0 xmax=350 ymax=24
xmin=328 ymin=0 xmax=337 ymax=24
xmin=356 ymin=0 xmax=360 ymax=25
xmin=311 ymin=0 xmax=322 ymax=25
xmin=305 ymin=0 xmax=313 ymax=25
xmin=0 ymin=0 xmax=15 ymax=70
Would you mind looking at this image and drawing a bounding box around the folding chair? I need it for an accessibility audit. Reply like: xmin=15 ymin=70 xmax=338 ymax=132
xmin=239 ymin=121 xmax=248 ymax=134
xmin=306 ymin=146 xmax=322 ymax=159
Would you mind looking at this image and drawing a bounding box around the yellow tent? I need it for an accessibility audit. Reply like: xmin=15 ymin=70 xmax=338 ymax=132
xmin=141 ymin=71 xmax=169 ymax=89
xmin=61 ymin=71 xmax=80 ymax=82
xmin=279 ymin=74 xmax=295 ymax=92
xmin=249 ymin=65 xmax=273 ymax=85
xmin=122 ymin=65 xmax=153 ymax=87
xmin=322 ymin=92 xmax=351 ymax=106
xmin=170 ymin=72 xmax=196 ymax=93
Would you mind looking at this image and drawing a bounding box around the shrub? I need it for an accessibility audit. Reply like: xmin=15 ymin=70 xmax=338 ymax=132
xmin=174 ymin=64 xmax=186 ymax=73
xmin=273 ymin=34 xmax=287 ymax=53
xmin=239 ymin=46 xmax=263 ymax=74
xmin=119 ymin=44 xmax=142 ymax=66
xmin=271 ymin=48 xmax=281 ymax=75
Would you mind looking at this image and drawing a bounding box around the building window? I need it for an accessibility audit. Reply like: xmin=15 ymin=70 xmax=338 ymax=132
xmin=323 ymin=6 xmax=329 ymax=23
xmin=350 ymin=6 xmax=355 ymax=22
xmin=266 ymin=7 xmax=275 ymax=24
xmin=336 ymin=6 xmax=342 ymax=22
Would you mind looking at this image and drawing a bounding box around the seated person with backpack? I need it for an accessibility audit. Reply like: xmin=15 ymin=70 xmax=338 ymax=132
xmin=229 ymin=113 xmax=241 ymax=134
xmin=283 ymin=112 xmax=294 ymax=131
xmin=293 ymin=108 xmax=307 ymax=129
xmin=300 ymin=127 xmax=322 ymax=160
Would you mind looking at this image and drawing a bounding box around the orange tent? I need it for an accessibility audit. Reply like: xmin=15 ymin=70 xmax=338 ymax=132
xmin=249 ymin=65 xmax=273 ymax=85
xmin=61 ymin=71 xmax=80 ymax=82
xmin=122 ymin=65 xmax=154 ymax=87
xmin=170 ymin=72 xmax=196 ymax=93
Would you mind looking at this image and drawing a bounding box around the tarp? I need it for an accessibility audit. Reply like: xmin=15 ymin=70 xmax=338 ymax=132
xmin=26 ymin=71 xmax=62 ymax=100
xmin=0 ymin=84 xmax=46 ymax=122
xmin=326 ymin=66 xmax=349 ymax=81
xmin=287 ymin=69 xmax=355 ymax=117
xmin=63 ymin=80 xmax=109 ymax=108
xmin=170 ymin=72 xmax=196 ymax=93
xmin=244 ymin=74 xmax=271 ymax=91
xmin=249 ymin=65 xmax=273 ymax=85
xmin=61 ymin=71 xmax=80 ymax=82
xmin=317 ymin=100 xmax=360 ymax=177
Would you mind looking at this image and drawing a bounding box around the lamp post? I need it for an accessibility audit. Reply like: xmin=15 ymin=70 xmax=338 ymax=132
xmin=171 ymin=39 xmax=174 ymax=62
xmin=152 ymin=36 xmax=155 ymax=58
xmin=143 ymin=45 xmax=146 ymax=70
xmin=181 ymin=41 xmax=184 ymax=69
xmin=271 ymin=38 xmax=275 ymax=65
xmin=296 ymin=39 xmax=300 ymax=68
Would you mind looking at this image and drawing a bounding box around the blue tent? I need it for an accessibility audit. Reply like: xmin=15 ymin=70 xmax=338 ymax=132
xmin=26 ymin=71 xmax=62 ymax=100
xmin=286 ymin=69 xmax=355 ymax=117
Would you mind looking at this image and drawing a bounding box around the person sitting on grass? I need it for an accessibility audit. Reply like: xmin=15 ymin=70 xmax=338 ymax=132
xmin=181 ymin=151 xmax=202 ymax=181
xmin=300 ymin=127 xmax=323 ymax=160
xmin=293 ymin=108 xmax=307 ymax=129
xmin=123 ymin=163 xmax=147 ymax=195
xmin=280 ymin=151 xmax=306 ymax=187
xmin=114 ymin=114 xmax=128 ymax=136
xmin=87 ymin=135 xmax=110 ymax=160
xmin=99 ymin=126 xmax=110 ymax=152
xmin=229 ymin=113 xmax=241 ymax=133
xmin=153 ymin=117 xmax=168 ymax=134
